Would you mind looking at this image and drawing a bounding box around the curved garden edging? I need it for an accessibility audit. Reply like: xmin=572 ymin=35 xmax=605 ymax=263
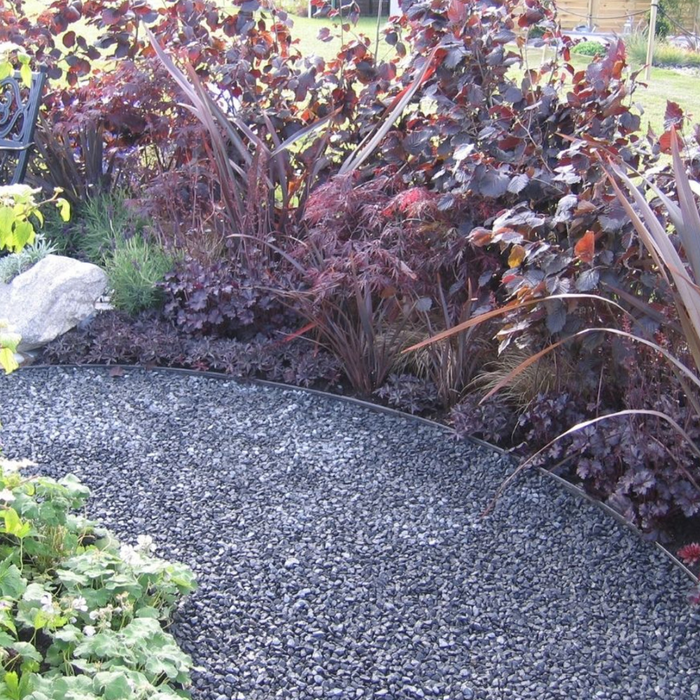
xmin=17 ymin=362 xmax=700 ymax=588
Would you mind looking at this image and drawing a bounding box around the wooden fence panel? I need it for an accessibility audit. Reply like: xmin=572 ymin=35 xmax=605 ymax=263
xmin=557 ymin=0 xmax=594 ymax=28
xmin=557 ymin=0 xmax=648 ymax=33
xmin=558 ymin=0 xmax=699 ymax=34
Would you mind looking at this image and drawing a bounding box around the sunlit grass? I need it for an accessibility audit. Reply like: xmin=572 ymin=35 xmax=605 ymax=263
xmin=289 ymin=14 xmax=392 ymax=62
xmin=522 ymin=47 xmax=697 ymax=136
xmin=19 ymin=2 xmax=699 ymax=137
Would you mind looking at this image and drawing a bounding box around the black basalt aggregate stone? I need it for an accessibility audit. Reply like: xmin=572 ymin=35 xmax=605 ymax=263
xmin=1 ymin=367 xmax=699 ymax=700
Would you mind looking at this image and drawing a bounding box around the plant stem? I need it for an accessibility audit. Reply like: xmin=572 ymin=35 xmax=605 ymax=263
xmin=375 ymin=0 xmax=384 ymax=67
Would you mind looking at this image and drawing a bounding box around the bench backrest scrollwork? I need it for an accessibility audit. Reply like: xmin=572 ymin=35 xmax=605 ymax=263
xmin=0 ymin=68 xmax=47 ymax=185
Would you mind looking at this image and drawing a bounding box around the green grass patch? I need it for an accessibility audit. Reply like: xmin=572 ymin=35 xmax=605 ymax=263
xmin=626 ymin=32 xmax=700 ymax=69
xmin=523 ymin=46 xmax=697 ymax=136
xmin=290 ymin=14 xmax=393 ymax=62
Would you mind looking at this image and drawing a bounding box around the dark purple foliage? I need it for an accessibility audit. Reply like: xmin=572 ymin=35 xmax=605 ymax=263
xmin=160 ymin=256 xmax=295 ymax=339
xmin=374 ymin=374 xmax=440 ymax=414
xmin=39 ymin=311 xmax=342 ymax=390
xmin=450 ymin=394 xmax=518 ymax=446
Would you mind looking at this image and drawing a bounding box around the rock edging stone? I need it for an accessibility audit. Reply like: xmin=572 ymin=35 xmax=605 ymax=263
xmin=0 ymin=254 xmax=107 ymax=351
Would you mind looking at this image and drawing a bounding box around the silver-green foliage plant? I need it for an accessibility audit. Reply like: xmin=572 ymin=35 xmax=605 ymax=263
xmin=106 ymin=236 xmax=173 ymax=315
xmin=0 ymin=235 xmax=57 ymax=284
xmin=75 ymin=193 xmax=173 ymax=314
xmin=0 ymin=459 xmax=196 ymax=699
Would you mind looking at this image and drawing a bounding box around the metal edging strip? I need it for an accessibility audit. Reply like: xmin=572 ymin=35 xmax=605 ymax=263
xmin=14 ymin=362 xmax=700 ymax=587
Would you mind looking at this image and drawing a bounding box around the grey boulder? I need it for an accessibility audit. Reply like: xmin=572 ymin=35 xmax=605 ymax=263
xmin=0 ymin=255 xmax=107 ymax=351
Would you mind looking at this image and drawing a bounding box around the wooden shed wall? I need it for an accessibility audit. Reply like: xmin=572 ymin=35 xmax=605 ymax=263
xmin=556 ymin=0 xmax=700 ymax=34
xmin=557 ymin=0 xmax=646 ymax=33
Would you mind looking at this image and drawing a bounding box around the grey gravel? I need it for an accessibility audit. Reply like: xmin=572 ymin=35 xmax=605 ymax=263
xmin=1 ymin=366 xmax=699 ymax=700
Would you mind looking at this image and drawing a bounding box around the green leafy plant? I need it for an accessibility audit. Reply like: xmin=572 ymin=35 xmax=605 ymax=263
xmin=645 ymin=0 xmax=700 ymax=41
xmin=0 ymin=41 xmax=32 ymax=86
xmin=571 ymin=40 xmax=608 ymax=58
xmin=0 ymin=321 xmax=20 ymax=374
xmin=0 ymin=458 xmax=196 ymax=697
xmin=106 ymin=236 xmax=173 ymax=315
xmin=0 ymin=185 xmax=69 ymax=254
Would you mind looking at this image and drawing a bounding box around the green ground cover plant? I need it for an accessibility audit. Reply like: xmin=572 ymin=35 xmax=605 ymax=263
xmin=0 ymin=223 xmax=196 ymax=700
xmin=0 ymin=456 xmax=196 ymax=699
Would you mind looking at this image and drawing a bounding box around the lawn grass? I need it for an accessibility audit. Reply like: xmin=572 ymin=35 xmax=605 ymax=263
xmin=19 ymin=2 xmax=699 ymax=139
xmin=290 ymin=16 xmax=696 ymax=134
xmin=523 ymin=46 xmax=696 ymax=135
xmin=290 ymin=14 xmax=393 ymax=62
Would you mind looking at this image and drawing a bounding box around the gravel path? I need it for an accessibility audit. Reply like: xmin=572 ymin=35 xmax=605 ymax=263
xmin=1 ymin=366 xmax=699 ymax=700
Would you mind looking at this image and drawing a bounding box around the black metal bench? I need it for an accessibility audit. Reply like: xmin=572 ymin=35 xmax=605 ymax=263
xmin=0 ymin=68 xmax=46 ymax=185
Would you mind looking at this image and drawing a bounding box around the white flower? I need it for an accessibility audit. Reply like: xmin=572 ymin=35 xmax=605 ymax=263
xmin=83 ymin=625 xmax=96 ymax=637
xmin=40 ymin=592 xmax=54 ymax=614
xmin=89 ymin=605 xmax=113 ymax=624
xmin=0 ymin=184 xmax=39 ymax=207
xmin=72 ymin=596 xmax=88 ymax=612
xmin=119 ymin=544 xmax=140 ymax=566
xmin=136 ymin=534 xmax=155 ymax=554
xmin=0 ymin=489 xmax=14 ymax=503
xmin=0 ymin=599 xmax=11 ymax=612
